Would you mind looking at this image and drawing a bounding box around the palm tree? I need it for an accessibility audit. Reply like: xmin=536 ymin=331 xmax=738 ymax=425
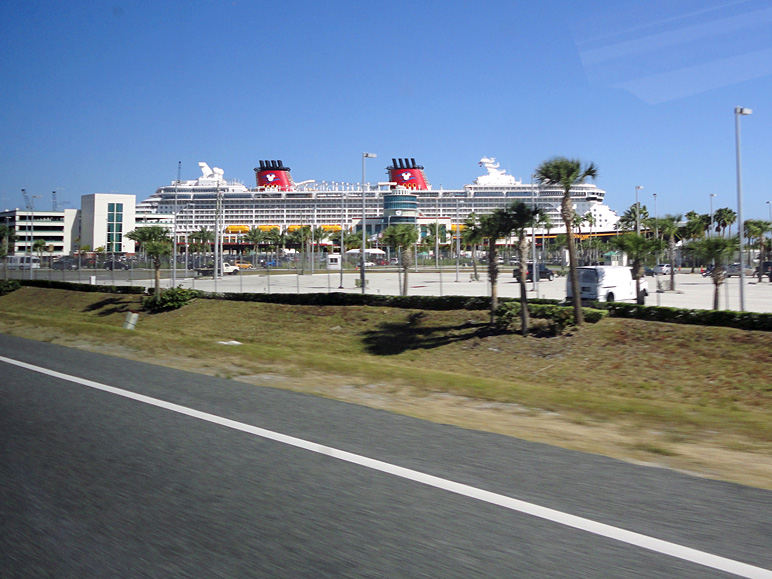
xmin=690 ymin=237 xmax=739 ymax=310
xmin=743 ymin=219 xmax=771 ymax=280
xmin=33 ymin=239 xmax=47 ymax=263
xmin=683 ymin=212 xmax=707 ymax=272
xmin=127 ymin=226 xmax=172 ymax=297
xmin=535 ymin=157 xmax=598 ymax=325
xmin=189 ymin=227 xmax=214 ymax=267
xmin=288 ymin=225 xmax=313 ymax=273
xmin=462 ymin=213 xmax=484 ymax=281
xmin=509 ymin=202 xmax=544 ymax=335
xmin=243 ymin=227 xmax=265 ymax=265
xmin=611 ymin=233 xmax=664 ymax=303
xmin=381 ymin=224 xmax=419 ymax=295
xmin=713 ymin=207 xmax=736 ymax=237
xmin=478 ymin=203 xmax=523 ymax=323
xmin=617 ymin=205 xmax=650 ymax=232
xmin=659 ymin=214 xmax=682 ymax=290
xmin=263 ymin=227 xmax=286 ymax=266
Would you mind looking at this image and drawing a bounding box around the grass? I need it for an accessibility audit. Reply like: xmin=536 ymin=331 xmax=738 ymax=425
xmin=3 ymin=286 xmax=772 ymax=488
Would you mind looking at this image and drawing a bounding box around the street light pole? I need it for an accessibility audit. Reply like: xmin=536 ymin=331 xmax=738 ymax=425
xmin=635 ymin=186 xmax=643 ymax=235
xmin=455 ymin=198 xmax=461 ymax=282
xmin=339 ymin=190 xmax=345 ymax=289
xmin=531 ymin=175 xmax=538 ymax=293
xmin=360 ymin=152 xmax=376 ymax=294
xmin=735 ymin=106 xmax=752 ymax=311
xmin=172 ymin=161 xmax=181 ymax=287
xmin=710 ymin=193 xmax=716 ymax=237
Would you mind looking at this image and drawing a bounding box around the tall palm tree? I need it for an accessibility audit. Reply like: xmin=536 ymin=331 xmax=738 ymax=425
xmin=713 ymin=207 xmax=736 ymax=237
xmin=127 ymin=226 xmax=172 ymax=297
xmin=243 ymin=227 xmax=265 ymax=264
xmin=478 ymin=204 xmax=523 ymax=323
xmin=288 ymin=225 xmax=313 ymax=273
xmin=611 ymin=233 xmax=664 ymax=303
xmin=743 ymin=219 xmax=771 ymax=280
xmin=509 ymin=202 xmax=545 ymax=335
xmin=659 ymin=214 xmax=682 ymax=290
xmin=381 ymin=224 xmax=419 ymax=296
xmin=189 ymin=227 xmax=214 ymax=267
xmin=691 ymin=237 xmax=739 ymax=310
xmin=462 ymin=213 xmax=484 ymax=281
xmin=617 ymin=205 xmax=650 ymax=232
xmin=535 ymin=157 xmax=598 ymax=325
xmin=683 ymin=212 xmax=707 ymax=272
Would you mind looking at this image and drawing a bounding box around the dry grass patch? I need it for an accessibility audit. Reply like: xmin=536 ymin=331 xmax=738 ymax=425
xmin=3 ymin=287 xmax=772 ymax=489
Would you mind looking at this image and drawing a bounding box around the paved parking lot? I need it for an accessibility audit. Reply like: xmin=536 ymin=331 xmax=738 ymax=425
xmin=164 ymin=268 xmax=772 ymax=314
xmin=14 ymin=267 xmax=772 ymax=314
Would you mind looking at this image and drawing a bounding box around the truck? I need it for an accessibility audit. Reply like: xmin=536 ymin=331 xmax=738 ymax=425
xmin=195 ymin=262 xmax=239 ymax=276
xmin=566 ymin=265 xmax=648 ymax=303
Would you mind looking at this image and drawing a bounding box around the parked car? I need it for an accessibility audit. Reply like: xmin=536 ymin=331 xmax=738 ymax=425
xmin=52 ymin=258 xmax=78 ymax=270
xmin=261 ymin=260 xmax=278 ymax=268
xmin=104 ymin=260 xmax=130 ymax=270
xmin=653 ymin=264 xmax=671 ymax=275
xmin=753 ymin=261 xmax=772 ymax=277
xmin=725 ymin=263 xmax=754 ymax=277
xmin=513 ymin=263 xmax=555 ymax=281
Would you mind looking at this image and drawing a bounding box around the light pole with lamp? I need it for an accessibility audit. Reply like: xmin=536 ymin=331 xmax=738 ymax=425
xmin=635 ymin=186 xmax=643 ymax=235
xmin=531 ymin=175 xmax=538 ymax=293
xmin=172 ymin=161 xmax=181 ymax=288
xmin=455 ymin=198 xmax=463 ymax=282
xmin=21 ymin=189 xmax=42 ymax=280
xmin=735 ymin=106 xmax=752 ymax=311
xmin=339 ymin=190 xmax=345 ymax=289
xmin=360 ymin=152 xmax=376 ymax=294
xmin=710 ymin=193 xmax=716 ymax=237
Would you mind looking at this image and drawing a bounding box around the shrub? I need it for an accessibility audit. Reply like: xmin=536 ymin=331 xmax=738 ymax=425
xmin=494 ymin=301 xmax=607 ymax=333
xmin=142 ymin=287 xmax=202 ymax=312
xmin=0 ymin=280 xmax=21 ymax=296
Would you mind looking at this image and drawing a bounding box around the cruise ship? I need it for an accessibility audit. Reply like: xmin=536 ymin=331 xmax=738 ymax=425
xmin=136 ymin=158 xmax=620 ymax=245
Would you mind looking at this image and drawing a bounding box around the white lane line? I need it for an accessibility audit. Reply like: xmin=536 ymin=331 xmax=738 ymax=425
xmin=3 ymin=354 xmax=771 ymax=579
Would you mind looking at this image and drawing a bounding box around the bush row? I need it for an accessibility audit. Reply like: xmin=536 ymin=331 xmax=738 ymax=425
xmin=18 ymin=279 xmax=146 ymax=294
xmin=604 ymin=302 xmax=772 ymax=332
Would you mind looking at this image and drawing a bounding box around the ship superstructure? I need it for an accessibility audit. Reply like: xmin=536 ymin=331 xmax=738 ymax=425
xmin=136 ymin=157 xmax=619 ymax=242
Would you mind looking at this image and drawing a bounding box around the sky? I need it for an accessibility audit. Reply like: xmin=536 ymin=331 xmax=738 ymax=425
xmin=1 ymin=0 xmax=771 ymax=222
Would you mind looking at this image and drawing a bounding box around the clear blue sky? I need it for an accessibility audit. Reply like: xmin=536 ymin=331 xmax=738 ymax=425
xmin=2 ymin=0 xmax=771 ymax=221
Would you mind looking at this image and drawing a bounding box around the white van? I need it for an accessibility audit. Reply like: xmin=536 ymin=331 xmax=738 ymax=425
xmin=6 ymin=255 xmax=41 ymax=270
xmin=566 ymin=265 xmax=647 ymax=303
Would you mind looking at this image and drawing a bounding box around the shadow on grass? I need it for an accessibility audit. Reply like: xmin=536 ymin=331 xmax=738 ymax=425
xmin=82 ymin=297 xmax=138 ymax=317
xmin=361 ymin=311 xmax=499 ymax=355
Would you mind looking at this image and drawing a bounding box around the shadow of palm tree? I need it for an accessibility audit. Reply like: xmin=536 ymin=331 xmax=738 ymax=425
xmin=83 ymin=297 xmax=138 ymax=317
xmin=361 ymin=311 xmax=497 ymax=355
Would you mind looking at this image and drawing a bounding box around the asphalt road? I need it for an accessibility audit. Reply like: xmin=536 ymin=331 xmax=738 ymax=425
xmin=2 ymin=334 xmax=772 ymax=578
